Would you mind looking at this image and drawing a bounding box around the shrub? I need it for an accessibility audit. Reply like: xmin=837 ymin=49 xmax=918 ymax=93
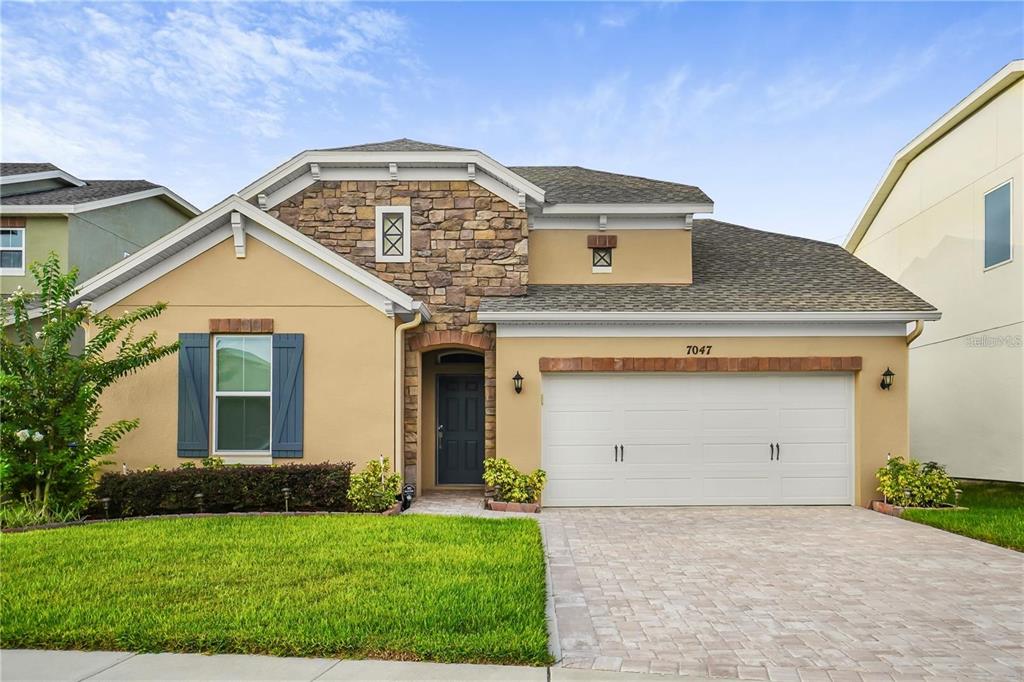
xmin=0 ymin=501 xmax=80 ymax=529
xmin=0 ymin=254 xmax=177 ymax=515
xmin=88 ymin=462 xmax=354 ymax=518
xmin=483 ymin=458 xmax=547 ymax=504
xmin=347 ymin=457 xmax=401 ymax=513
xmin=877 ymin=455 xmax=957 ymax=507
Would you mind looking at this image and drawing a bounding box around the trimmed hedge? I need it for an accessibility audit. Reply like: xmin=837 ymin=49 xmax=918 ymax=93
xmin=88 ymin=463 xmax=355 ymax=518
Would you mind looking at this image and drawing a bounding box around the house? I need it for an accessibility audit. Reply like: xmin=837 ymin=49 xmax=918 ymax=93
xmin=845 ymin=61 xmax=1023 ymax=483
xmin=75 ymin=139 xmax=938 ymax=507
xmin=0 ymin=162 xmax=198 ymax=293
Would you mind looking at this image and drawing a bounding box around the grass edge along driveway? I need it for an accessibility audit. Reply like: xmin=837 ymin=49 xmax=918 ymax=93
xmin=902 ymin=479 xmax=1024 ymax=552
xmin=1 ymin=514 xmax=551 ymax=665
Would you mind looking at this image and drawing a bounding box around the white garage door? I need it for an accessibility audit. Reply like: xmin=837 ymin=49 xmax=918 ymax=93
xmin=542 ymin=373 xmax=854 ymax=506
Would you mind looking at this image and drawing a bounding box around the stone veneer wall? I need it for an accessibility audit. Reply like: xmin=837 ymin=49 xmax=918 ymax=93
xmin=268 ymin=180 xmax=528 ymax=482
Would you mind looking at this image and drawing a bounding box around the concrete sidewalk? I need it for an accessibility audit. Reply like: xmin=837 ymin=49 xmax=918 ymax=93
xmin=0 ymin=650 xmax=741 ymax=682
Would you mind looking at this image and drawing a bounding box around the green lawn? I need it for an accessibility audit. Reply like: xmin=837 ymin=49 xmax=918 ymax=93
xmin=1 ymin=515 xmax=551 ymax=665
xmin=902 ymin=480 xmax=1024 ymax=552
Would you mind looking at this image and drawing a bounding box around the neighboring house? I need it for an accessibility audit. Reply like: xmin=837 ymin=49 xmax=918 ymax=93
xmin=845 ymin=61 xmax=1023 ymax=483
xmin=0 ymin=162 xmax=198 ymax=293
xmin=75 ymin=139 xmax=937 ymax=507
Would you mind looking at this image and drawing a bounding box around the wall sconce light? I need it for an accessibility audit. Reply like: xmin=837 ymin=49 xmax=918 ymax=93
xmin=512 ymin=371 xmax=524 ymax=394
xmin=880 ymin=367 xmax=895 ymax=390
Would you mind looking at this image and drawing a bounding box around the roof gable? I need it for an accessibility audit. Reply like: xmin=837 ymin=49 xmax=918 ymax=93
xmin=845 ymin=60 xmax=1023 ymax=252
xmin=75 ymin=195 xmax=429 ymax=320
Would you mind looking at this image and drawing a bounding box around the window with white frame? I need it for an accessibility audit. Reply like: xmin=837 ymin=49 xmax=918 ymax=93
xmin=214 ymin=335 xmax=272 ymax=453
xmin=0 ymin=228 xmax=25 ymax=275
xmin=375 ymin=205 xmax=411 ymax=263
xmin=984 ymin=181 xmax=1012 ymax=269
xmin=592 ymin=247 xmax=613 ymax=272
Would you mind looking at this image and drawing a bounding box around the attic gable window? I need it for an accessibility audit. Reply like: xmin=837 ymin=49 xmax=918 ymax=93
xmin=588 ymin=233 xmax=616 ymax=273
xmin=376 ymin=205 xmax=412 ymax=263
xmin=592 ymin=248 xmax=612 ymax=271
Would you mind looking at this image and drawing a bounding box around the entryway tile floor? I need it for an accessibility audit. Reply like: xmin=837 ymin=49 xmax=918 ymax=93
xmin=412 ymin=493 xmax=1024 ymax=681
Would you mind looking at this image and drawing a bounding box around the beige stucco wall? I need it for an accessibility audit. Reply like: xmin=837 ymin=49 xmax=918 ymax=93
xmin=529 ymin=229 xmax=693 ymax=284
xmin=494 ymin=335 xmax=911 ymax=507
xmin=97 ymin=236 xmax=396 ymax=472
xmin=852 ymin=78 xmax=1023 ymax=482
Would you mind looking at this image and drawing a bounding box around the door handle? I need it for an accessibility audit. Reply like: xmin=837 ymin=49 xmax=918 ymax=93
xmin=770 ymin=443 xmax=775 ymax=461
xmin=614 ymin=444 xmax=619 ymax=462
xmin=776 ymin=442 xmax=781 ymax=461
xmin=620 ymin=444 xmax=625 ymax=462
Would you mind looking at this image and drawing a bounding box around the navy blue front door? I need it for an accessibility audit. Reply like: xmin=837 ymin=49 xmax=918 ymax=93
xmin=437 ymin=375 xmax=484 ymax=484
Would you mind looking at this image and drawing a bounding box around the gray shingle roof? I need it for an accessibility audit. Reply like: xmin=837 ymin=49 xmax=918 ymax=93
xmin=510 ymin=166 xmax=712 ymax=205
xmin=320 ymin=138 xmax=471 ymax=153
xmin=0 ymin=180 xmax=159 ymax=207
xmin=480 ymin=219 xmax=936 ymax=315
xmin=1 ymin=162 xmax=60 ymax=176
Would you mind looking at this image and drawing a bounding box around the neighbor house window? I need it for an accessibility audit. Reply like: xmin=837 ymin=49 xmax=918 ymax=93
xmin=984 ymin=181 xmax=1012 ymax=269
xmin=592 ymin=247 xmax=612 ymax=272
xmin=0 ymin=227 xmax=25 ymax=275
xmin=214 ymin=335 xmax=272 ymax=453
xmin=375 ymin=205 xmax=412 ymax=263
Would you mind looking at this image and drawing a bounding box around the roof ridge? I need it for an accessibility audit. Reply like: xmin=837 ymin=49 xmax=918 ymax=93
xmin=695 ymin=218 xmax=846 ymax=249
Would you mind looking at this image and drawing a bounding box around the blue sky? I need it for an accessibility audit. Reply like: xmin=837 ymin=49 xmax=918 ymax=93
xmin=2 ymin=2 xmax=1020 ymax=243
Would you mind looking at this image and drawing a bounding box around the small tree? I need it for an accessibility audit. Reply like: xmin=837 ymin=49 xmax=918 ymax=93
xmin=0 ymin=254 xmax=178 ymax=515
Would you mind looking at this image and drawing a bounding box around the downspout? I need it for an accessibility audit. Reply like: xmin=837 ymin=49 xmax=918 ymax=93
xmin=394 ymin=312 xmax=422 ymax=480
xmin=906 ymin=320 xmax=924 ymax=346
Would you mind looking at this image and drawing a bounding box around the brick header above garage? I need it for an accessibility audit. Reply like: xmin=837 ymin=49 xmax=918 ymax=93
xmin=539 ymin=356 xmax=863 ymax=372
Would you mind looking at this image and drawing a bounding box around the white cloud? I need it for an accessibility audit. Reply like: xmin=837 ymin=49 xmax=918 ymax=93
xmin=1 ymin=2 xmax=410 ymax=191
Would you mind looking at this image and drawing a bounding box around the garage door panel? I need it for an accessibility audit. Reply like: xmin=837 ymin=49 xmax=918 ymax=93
xmin=701 ymin=375 xmax=780 ymax=401
xmin=623 ymin=408 xmax=696 ymax=432
xmin=779 ymin=407 xmax=849 ymax=429
xmin=621 ymin=475 xmax=700 ymax=504
xmin=703 ymin=475 xmax=776 ymax=502
xmin=545 ymin=475 xmax=620 ymax=506
xmin=545 ymin=410 xmax=614 ymax=446
xmin=776 ymin=442 xmax=848 ymax=464
xmin=703 ymin=442 xmax=774 ymax=465
xmin=703 ymin=408 xmax=773 ymax=430
xmin=780 ymin=475 xmax=850 ymax=502
xmin=623 ymin=443 xmax=695 ymax=466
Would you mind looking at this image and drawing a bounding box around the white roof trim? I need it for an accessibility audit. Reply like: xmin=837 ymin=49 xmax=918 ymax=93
xmin=238 ymin=149 xmax=546 ymax=207
xmin=0 ymin=169 xmax=86 ymax=187
xmin=477 ymin=310 xmax=941 ymax=323
xmin=540 ymin=202 xmax=714 ymax=216
xmin=844 ymin=59 xmax=1024 ymax=252
xmin=496 ymin=321 xmax=911 ymax=338
xmin=73 ymin=195 xmax=428 ymax=320
xmin=0 ymin=187 xmax=200 ymax=217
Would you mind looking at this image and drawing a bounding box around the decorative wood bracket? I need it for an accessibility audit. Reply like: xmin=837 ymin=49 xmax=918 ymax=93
xmin=598 ymin=214 xmax=608 ymax=231
xmin=467 ymin=162 xmax=476 ymax=180
xmin=517 ymin=191 xmax=526 ymax=210
xmin=389 ymin=162 xmax=399 ymax=180
xmin=684 ymin=213 xmax=694 ymax=228
xmin=310 ymin=163 xmax=321 ymax=181
xmin=257 ymin=194 xmax=268 ymax=210
xmin=230 ymin=211 xmax=246 ymax=258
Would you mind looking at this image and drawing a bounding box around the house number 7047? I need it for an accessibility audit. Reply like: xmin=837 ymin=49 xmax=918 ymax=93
xmin=686 ymin=345 xmax=713 ymax=355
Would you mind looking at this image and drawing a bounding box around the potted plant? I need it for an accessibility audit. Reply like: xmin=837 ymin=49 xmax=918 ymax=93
xmin=482 ymin=458 xmax=547 ymax=513
xmin=873 ymin=455 xmax=962 ymax=516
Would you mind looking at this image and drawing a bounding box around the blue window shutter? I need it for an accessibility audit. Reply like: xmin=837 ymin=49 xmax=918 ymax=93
xmin=177 ymin=333 xmax=210 ymax=457
xmin=272 ymin=333 xmax=304 ymax=458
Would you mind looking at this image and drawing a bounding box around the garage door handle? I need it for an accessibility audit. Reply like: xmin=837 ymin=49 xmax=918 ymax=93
xmin=770 ymin=443 xmax=775 ymax=461
xmin=776 ymin=442 xmax=781 ymax=461
xmin=620 ymin=444 xmax=625 ymax=462
xmin=614 ymin=444 xmax=619 ymax=462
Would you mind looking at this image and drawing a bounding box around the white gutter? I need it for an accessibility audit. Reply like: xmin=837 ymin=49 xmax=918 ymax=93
xmin=394 ymin=313 xmax=422 ymax=483
xmin=477 ymin=310 xmax=942 ymax=323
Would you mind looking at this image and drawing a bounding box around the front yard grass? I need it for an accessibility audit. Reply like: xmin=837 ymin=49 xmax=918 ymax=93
xmin=902 ymin=479 xmax=1024 ymax=552
xmin=1 ymin=514 xmax=550 ymax=665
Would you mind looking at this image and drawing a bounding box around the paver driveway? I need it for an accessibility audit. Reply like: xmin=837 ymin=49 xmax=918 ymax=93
xmin=542 ymin=506 xmax=1024 ymax=681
